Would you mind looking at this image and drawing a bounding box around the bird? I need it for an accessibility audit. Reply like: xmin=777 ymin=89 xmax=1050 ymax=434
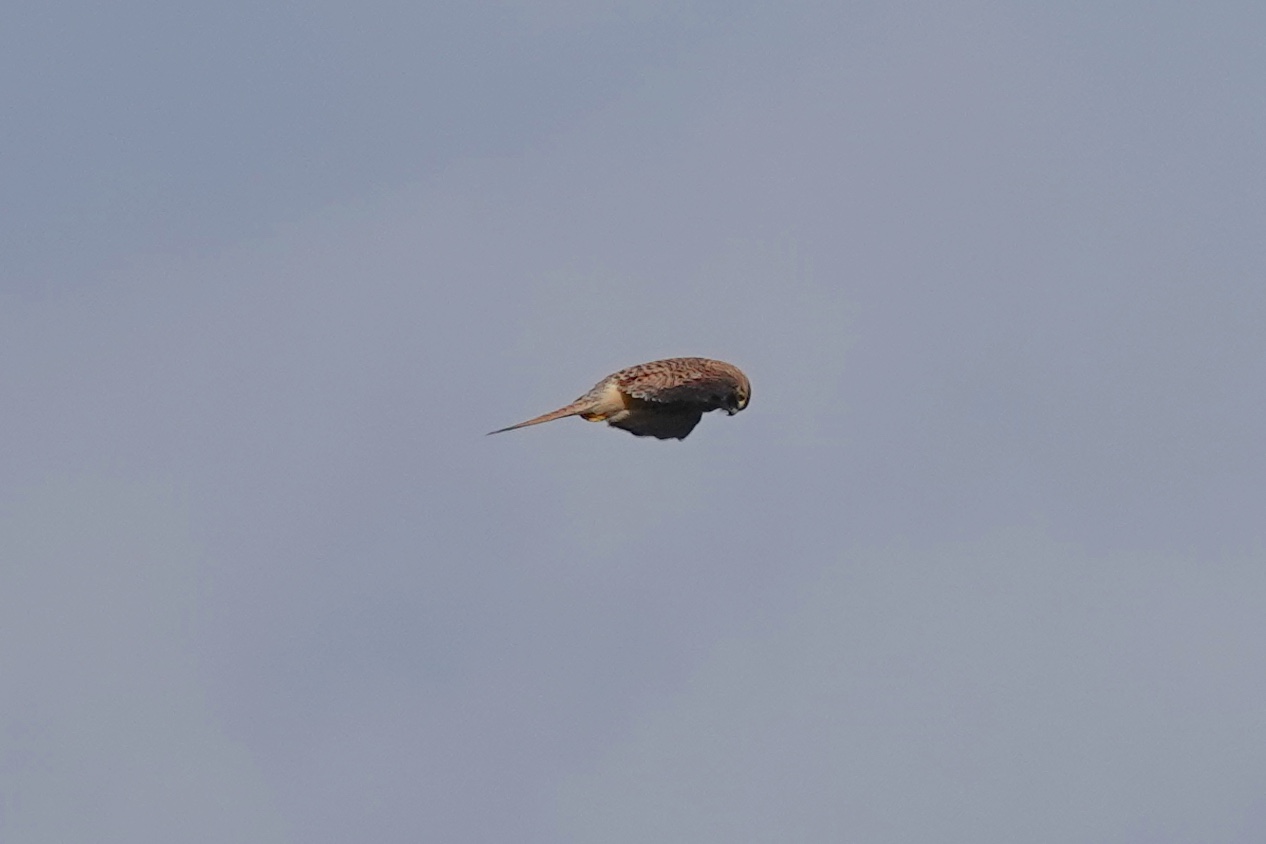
xmin=488 ymin=357 xmax=750 ymax=440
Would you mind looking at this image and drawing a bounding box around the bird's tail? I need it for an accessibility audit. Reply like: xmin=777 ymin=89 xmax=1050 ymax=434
xmin=486 ymin=400 xmax=593 ymax=435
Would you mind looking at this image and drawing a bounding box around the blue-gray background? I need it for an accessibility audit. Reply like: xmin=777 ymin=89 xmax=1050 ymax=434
xmin=3 ymin=2 xmax=1264 ymax=841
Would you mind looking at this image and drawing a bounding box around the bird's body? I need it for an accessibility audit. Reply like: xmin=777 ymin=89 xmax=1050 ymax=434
xmin=489 ymin=357 xmax=750 ymax=440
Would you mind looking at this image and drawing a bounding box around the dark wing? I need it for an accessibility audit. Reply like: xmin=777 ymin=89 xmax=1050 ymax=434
xmin=607 ymin=404 xmax=703 ymax=440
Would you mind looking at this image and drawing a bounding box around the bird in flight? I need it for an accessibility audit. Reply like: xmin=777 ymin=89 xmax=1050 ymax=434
xmin=489 ymin=357 xmax=750 ymax=440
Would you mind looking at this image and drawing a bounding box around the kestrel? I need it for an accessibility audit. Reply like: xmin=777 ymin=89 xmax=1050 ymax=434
xmin=488 ymin=357 xmax=751 ymax=440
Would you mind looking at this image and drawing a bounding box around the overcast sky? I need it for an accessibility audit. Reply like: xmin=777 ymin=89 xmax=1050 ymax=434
xmin=3 ymin=2 xmax=1264 ymax=842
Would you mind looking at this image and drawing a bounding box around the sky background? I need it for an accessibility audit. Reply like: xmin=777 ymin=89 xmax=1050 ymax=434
xmin=3 ymin=1 xmax=1265 ymax=841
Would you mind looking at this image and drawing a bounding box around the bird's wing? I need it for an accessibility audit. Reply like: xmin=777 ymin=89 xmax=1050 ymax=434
xmin=607 ymin=405 xmax=703 ymax=440
xmin=619 ymin=369 xmax=732 ymax=408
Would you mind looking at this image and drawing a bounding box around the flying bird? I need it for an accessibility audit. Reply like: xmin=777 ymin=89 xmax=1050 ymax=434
xmin=488 ymin=357 xmax=750 ymax=440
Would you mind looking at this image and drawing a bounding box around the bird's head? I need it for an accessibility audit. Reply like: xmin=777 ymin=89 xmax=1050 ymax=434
xmin=724 ymin=375 xmax=751 ymax=415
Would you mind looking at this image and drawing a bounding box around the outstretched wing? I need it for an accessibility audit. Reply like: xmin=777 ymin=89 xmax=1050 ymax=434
xmin=607 ymin=404 xmax=703 ymax=440
xmin=617 ymin=361 xmax=735 ymax=410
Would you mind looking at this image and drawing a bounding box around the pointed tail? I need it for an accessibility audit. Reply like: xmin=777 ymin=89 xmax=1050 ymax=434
xmin=487 ymin=401 xmax=592 ymax=435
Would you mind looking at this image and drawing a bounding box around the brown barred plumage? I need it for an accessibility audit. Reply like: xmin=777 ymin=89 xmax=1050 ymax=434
xmin=488 ymin=357 xmax=750 ymax=440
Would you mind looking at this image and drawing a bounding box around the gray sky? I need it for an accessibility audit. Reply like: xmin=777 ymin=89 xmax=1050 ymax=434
xmin=3 ymin=2 xmax=1264 ymax=842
